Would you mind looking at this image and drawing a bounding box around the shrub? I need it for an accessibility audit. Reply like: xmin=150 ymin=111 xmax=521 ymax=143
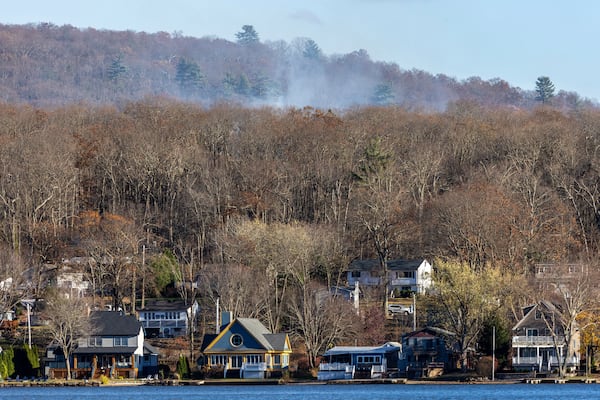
xmin=176 ymin=355 xmax=190 ymax=379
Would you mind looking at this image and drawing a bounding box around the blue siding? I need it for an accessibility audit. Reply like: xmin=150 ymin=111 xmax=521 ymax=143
xmin=210 ymin=321 xmax=265 ymax=351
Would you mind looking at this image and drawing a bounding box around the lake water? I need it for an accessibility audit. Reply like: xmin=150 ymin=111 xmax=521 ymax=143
xmin=1 ymin=383 xmax=599 ymax=400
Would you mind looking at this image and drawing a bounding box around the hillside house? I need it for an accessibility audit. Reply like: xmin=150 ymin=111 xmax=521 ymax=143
xmin=137 ymin=299 xmax=198 ymax=338
xmin=347 ymin=259 xmax=432 ymax=294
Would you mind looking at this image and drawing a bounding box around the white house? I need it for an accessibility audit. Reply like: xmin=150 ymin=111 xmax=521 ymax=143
xmin=346 ymin=259 xmax=432 ymax=294
xmin=137 ymin=299 xmax=199 ymax=338
xmin=56 ymin=272 xmax=89 ymax=298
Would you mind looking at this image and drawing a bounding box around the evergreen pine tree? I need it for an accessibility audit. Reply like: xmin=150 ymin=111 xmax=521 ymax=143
xmin=371 ymin=84 xmax=395 ymax=105
xmin=235 ymin=25 xmax=259 ymax=45
xmin=107 ymin=54 xmax=127 ymax=83
xmin=535 ymin=76 xmax=555 ymax=104
xmin=302 ymin=39 xmax=322 ymax=60
xmin=175 ymin=57 xmax=205 ymax=94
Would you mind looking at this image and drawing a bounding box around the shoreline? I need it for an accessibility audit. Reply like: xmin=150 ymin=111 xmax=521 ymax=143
xmin=0 ymin=376 xmax=597 ymax=388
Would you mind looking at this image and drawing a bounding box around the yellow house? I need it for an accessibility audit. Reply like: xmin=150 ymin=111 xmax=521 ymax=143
xmin=201 ymin=312 xmax=292 ymax=379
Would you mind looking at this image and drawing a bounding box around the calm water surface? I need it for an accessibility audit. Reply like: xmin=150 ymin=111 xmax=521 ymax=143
xmin=1 ymin=383 xmax=599 ymax=400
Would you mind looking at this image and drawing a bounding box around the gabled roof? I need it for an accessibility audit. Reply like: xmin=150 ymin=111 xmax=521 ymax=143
xmin=512 ymin=301 xmax=561 ymax=331
xmin=236 ymin=318 xmax=274 ymax=350
xmin=90 ymin=311 xmax=142 ymax=336
xmin=403 ymin=326 xmax=455 ymax=339
xmin=203 ymin=317 xmax=291 ymax=353
xmin=200 ymin=334 xmax=218 ymax=352
xmin=348 ymin=259 xmax=429 ymax=271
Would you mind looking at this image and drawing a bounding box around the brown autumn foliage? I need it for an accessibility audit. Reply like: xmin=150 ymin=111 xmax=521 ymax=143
xmin=1 ymin=100 xmax=600 ymax=269
xmin=2 ymin=96 xmax=600 ymax=351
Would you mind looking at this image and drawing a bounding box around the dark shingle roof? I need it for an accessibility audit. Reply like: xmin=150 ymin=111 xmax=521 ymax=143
xmin=264 ymin=333 xmax=288 ymax=351
xmin=138 ymin=299 xmax=190 ymax=312
xmin=90 ymin=311 xmax=141 ymax=336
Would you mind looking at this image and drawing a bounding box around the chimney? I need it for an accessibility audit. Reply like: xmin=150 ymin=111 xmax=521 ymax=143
xmin=220 ymin=311 xmax=233 ymax=331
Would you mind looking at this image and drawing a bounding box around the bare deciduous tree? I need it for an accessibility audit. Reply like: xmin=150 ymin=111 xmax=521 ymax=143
xmin=288 ymin=282 xmax=358 ymax=370
xmin=44 ymin=290 xmax=89 ymax=380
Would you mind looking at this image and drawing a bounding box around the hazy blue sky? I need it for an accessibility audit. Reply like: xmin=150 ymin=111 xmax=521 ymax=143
xmin=3 ymin=0 xmax=599 ymax=100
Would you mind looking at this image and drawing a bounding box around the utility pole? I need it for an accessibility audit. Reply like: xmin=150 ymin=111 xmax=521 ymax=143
xmin=216 ymin=298 xmax=220 ymax=334
xmin=412 ymin=292 xmax=416 ymax=331
xmin=492 ymin=326 xmax=496 ymax=381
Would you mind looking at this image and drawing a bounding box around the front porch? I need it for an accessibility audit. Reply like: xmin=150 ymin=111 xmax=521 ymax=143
xmin=47 ymin=353 xmax=139 ymax=379
xmin=512 ymin=343 xmax=579 ymax=372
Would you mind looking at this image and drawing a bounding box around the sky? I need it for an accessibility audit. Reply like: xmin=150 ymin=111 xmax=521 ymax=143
xmin=2 ymin=0 xmax=600 ymax=101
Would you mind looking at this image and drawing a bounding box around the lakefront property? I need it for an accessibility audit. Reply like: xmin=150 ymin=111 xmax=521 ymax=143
xmin=0 ymin=254 xmax=591 ymax=385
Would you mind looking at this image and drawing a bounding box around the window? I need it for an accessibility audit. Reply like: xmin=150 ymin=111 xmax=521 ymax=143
xmin=246 ymin=354 xmax=263 ymax=364
xmin=526 ymin=329 xmax=538 ymax=337
xmin=520 ymin=348 xmax=537 ymax=358
xmin=403 ymin=271 xmax=415 ymax=278
xmin=274 ymin=355 xmax=281 ymax=365
xmin=114 ymin=337 xmax=127 ymax=346
xmin=211 ymin=355 xmax=227 ymax=366
xmin=230 ymin=334 xmax=243 ymax=347
xmin=231 ymin=356 xmax=243 ymax=368
xmin=351 ymin=271 xmax=361 ymax=278
xmin=88 ymin=337 xmax=102 ymax=347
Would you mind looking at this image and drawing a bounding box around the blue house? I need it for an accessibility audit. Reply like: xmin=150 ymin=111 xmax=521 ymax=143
xmin=201 ymin=312 xmax=292 ymax=379
xmin=317 ymin=342 xmax=402 ymax=380
xmin=399 ymin=327 xmax=455 ymax=378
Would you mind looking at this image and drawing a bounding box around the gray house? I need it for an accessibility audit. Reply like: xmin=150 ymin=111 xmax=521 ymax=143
xmin=45 ymin=311 xmax=159 ymax=379
xmin=511 ymin=302 xmax=580 ymax=373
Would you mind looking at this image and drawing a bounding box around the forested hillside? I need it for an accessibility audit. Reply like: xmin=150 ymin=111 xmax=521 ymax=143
xmin=0 ymin=22 xmax=593 ymax=110
xmin=2 ymin=100 xmax=600 ymax=283
xmin=3 ymin=22 xmax=600 ymax=364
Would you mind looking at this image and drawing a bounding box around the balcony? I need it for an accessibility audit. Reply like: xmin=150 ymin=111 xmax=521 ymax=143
xmin=318 ymin=363 xmax=355 ymax=381
xmin=512 ymin=355 xmax=580 ymax=368
xmin=390 ymin=278 xmax=416 ymax=287
xmin=512 ymin=336 xmax=564 ymax=347
xmin=240 ymin=362 xmax=268 ymax=379
xmin=142 ymin=320 xmax=187 ymax=329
